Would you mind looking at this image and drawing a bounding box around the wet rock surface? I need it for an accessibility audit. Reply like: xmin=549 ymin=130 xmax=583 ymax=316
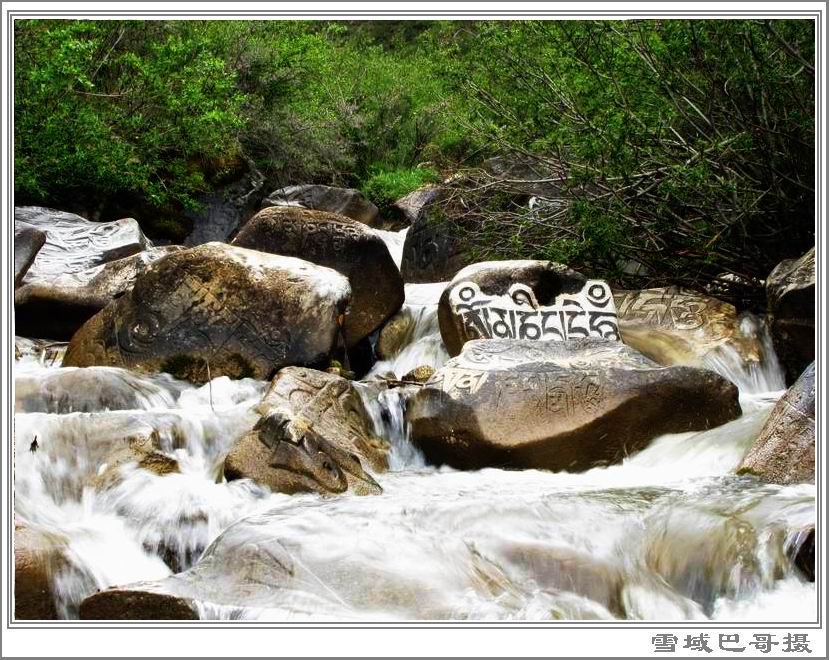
xmin=80 ymin=588 xmax=199 ymax=620
xmin=15 ymin=206 xmax=152 ymax=285
xmin=62 ymin=242 xmax=351 ymax=382
xmin=14 ymin=523 xmax=62 ymax=620
xmin=613 ymin=286 xmax=754 ymax=367
xmin=408 ymin=339 xmax=741 ymax=472
xmin=14 ymin=223 xmax=46 ymax=288
xmin=15 ymin=247 xmax=182 ymax=340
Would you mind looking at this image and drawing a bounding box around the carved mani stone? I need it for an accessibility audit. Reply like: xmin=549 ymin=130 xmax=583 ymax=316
xmin=62 ymin=243 xmax=351 ymax=383
xmin=438 ymin=260 xmax=618 ymax=357
xmin=612 ymin=286 xmax=756 ymax=367
xmin=407 ymin=339 xmax=741 ymax=473
xmin=232 ymin=206 xmax=404 ymax=347
xmin=224 ymin=367 xmax=388 ymax=496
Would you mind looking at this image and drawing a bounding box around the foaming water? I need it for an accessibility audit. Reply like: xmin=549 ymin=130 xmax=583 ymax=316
xmin=368 ymin=304 xmax=449 ymax=379
xmin=13 ymin=305 xmax=814 ymax=621
xmin=703 ymin=314 xmax=786 ymax=395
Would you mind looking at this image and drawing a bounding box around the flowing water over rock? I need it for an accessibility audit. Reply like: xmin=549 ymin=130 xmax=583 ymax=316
xmin=13 ymin=305 xmax=814 ymax=621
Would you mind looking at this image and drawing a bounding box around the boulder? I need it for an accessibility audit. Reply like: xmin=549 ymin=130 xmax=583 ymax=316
xmin=91 ymin=429 xmax=181 ymax=493
xmin=14 ymin=523 xmax=62 ymax=620
xmin=438 ymin=260 xmax=618 ymax=357
xmin=15 ymin=247 xmax=182 ymax=340
xmin=232 ymin=206 xmax=403 ymax=347
xmin=613 ymin=286 xmax=756 ymax=367
xmin=738 ymin=362 xmax=815 ymax=484
xmin=400 ymin=202 xmax=471 ymax=283
xmin=261 ymin=184 xmax=380 ymax=227
xmin=388 ymin=184 xmax=442 ymax=229
xmin=482 ymin=155 xmax=567 ymax=198
xmin=80 ymin=588 xmax=199 ymax=620
xmin=15 ymin=206 xmax=152 ymax=285
xmin=376 ymin=307 xmax=417 ymax=360
xmin=788 ymin=527 xmax=815 ymax=582
xmin=766 ymin=248 xmax=815 ymax=384
xmin=402 ymin=365 xmax=435 ymax=383
xmin=14 ymin=223 xmax=46 ymax=287
xmin=62 ymin=242 xmax=351 ymax=382
xmin=407 ymin=339 xmax=741 ymax=472
xmin=225 ymin=367 xmax=388 ymax=496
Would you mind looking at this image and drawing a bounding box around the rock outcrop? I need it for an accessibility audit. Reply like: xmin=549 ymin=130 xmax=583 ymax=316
xmin=63 ymin=243 xmax=351 ymax=382
xmin=437 ymin=260 xmax=617 ymax=357
xmin=388 ymin=184 xmax=442 ymax=229
xmin=232 ymin=206 xmax=403 ymax=346
xmin=225 ymin=367 xmax=388 ymax=495
xmin=15 ymin=247 xmax=182 ymax=340
xmin=738 ymin=362 xmax=815 ymax=484
xmin=766 ymin=248 xmax=815 ymax=384
xmin=399 ymin=200 xmax=472 ymax=284
xmin=407 ymin=339 xmax=741 ymax=472
xmin=261 ymin=184 xmax=380 ymax=226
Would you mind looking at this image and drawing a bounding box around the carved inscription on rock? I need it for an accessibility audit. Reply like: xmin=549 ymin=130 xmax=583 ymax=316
xmin=614 ymin=288 xmax=734 ymax=341
xmin=449 ymin=280 xmax=619 ymax=343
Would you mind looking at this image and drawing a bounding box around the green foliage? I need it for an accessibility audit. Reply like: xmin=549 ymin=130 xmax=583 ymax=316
xmin=445 ymin=19 xmax=815 ymax=299
xmin=361 ymin=167 xmax=439 ymax=213
xmin=15 ymin=21 xmax=246 ymax=217
xmin=14 ymin=18 xmax=814 ymax=294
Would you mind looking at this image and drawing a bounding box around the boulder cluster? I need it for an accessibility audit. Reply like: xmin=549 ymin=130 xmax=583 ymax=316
xmin=13 ymin=181 xmax=816 ymax=619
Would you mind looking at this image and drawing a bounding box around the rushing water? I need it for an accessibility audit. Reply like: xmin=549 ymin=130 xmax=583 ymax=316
xmin=13 ymin=296 xmax=814 ymax=621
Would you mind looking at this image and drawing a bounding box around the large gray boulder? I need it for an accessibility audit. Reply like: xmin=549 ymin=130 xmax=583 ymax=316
xmin=261 ymin=184 xmax=380 ymax=227
xmin=15 ymin=247 xmax=182 ymax=340
xmin=14 ymin=222 xmax=46 ymax=287
xmin=15 ymin=206 xmax=152 ymax=285
xmin=62 ymin=243 xmax=351 ymax=382
xmin=225 ymin=367 xmax=388 ymax=496
xmin=232 ymin=206 xmax=404 ymax=347
xmin=766 ymin=248 xmax=815 ymax=384
xmin=738 ymin=363 xmax=815 ymax=484
xmin=438 ymin=260 xmax=618 ymax=357
xmin=613 ymin=286 xmax=756 ymax=367
xmin=407 ymin=339 xmax=741 ymax=472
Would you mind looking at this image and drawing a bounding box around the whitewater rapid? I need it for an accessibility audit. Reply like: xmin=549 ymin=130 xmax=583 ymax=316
xmin=12 ymin=289 xmax=815 ymax=621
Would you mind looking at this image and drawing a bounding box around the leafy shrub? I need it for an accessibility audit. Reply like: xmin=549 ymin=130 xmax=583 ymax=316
xmin=361 ymin=167 xmax=440 ymax=213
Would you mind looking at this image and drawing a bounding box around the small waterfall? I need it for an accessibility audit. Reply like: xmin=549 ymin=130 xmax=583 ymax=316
xmin=702 ymin=314 xmax=786 ymax=396
xmin=357 ymin=384 xmax=426 ymax=470
xmin=368 ymin=304 xmax=449 ymax=379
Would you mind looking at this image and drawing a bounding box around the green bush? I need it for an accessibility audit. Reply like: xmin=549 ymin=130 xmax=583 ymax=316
xmin=361 ymin=167 xmax=440 ymax=213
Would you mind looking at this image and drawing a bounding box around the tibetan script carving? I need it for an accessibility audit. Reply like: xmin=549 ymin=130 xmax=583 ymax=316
xmin=449 ymin=280 xmax=620 ymax=343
